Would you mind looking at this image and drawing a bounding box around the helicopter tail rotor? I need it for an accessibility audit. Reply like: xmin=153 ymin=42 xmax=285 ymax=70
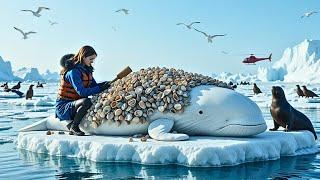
xmin=268 ymin=53 xmax=272 ymax=62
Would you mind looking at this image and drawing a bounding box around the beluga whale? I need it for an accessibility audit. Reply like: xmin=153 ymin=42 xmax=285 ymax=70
xmin=20 ymin=67 xmax=267 ymax=141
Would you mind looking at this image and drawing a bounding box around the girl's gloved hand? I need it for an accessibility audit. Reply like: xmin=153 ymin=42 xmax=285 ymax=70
xmin=98 ymin=81 xmax=110 ymax=91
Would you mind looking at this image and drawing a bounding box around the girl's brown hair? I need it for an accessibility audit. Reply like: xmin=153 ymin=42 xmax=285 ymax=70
xmin=72 ymin=45 xmax=97 ymax=65
xmin=60 ymin=46 xmax=97 ymax=74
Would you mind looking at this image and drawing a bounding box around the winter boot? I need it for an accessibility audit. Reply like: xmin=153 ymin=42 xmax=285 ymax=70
xmin=66 ymin=121 xmax=74 ymax=135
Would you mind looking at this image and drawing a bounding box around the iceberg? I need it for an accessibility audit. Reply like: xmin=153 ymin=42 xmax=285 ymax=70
xmin=41 ymin=70 xmax=59 ymax=82
xmin=17 ymin=120 xmax=319 ymax=167
xmin=14 ymin=67 xmax=44 ymax=81
xmin=0 ymin=56 xmax=21 ymax=81
xmin=257 ymin=39 xmax=320 ymax=83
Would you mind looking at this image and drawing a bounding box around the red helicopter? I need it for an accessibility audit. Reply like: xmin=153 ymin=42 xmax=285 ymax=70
xmin=242 ymin=53 xmax=272 ymax=64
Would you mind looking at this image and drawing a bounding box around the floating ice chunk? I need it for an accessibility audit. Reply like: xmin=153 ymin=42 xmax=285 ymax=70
xmin=17 ymin=130 xmax=318 ymax=167
xmin=8 ymin=96 xmax=55 ymax=107
xmin=0 ymin=111 xmax=24 ymax=118
xmin=0 ymin=136 xmax=14 ymax=144
xmin=0 ymin=92 xmax=23 ymax=98
xmin=10 ymin=112 xmax=50 ymax=120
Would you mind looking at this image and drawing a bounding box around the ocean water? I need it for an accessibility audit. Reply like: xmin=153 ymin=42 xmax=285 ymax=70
xmin=0 ymin=82 xmax=319 ymax=179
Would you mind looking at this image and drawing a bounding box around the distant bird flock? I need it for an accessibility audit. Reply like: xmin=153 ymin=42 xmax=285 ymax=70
xmin=12 ymin=5 xmax=319 ymax=57
xmin=14 ymin=6 xmax=54 ymax=39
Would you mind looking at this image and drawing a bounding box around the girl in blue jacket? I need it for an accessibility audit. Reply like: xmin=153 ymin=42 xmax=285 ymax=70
xmin=55 ymin=46 xmax=109 ymax=136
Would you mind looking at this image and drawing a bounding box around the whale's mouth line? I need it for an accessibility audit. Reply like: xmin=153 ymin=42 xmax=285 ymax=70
xmin=216 ymin=123 xmax=266 ymax=131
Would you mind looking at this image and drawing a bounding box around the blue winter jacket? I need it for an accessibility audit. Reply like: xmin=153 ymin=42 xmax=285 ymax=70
xmin=55 ymin=64 xmax=102 ymax=120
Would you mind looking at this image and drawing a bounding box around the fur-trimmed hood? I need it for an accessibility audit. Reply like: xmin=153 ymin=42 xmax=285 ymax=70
xmin=60 ymin=54 xmax=75 ymax=70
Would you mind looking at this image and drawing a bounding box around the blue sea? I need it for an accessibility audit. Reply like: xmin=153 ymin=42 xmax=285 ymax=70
xmin=0 ymin=83 xmax=319 ymax=179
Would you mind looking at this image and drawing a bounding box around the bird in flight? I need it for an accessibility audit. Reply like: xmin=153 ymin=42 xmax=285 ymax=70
xmin=194 ymin=28 xmax=226 ymax=43
xmin=48 ymin=20 xmax=58 ymax=26
xmin=221 ymin=51 xmax=229 ymax=54
xmin=112 ymin=26 xmax=118 ymax=31
xmin=115 ymin=9 xmax=129 ymax=15
xmin=301 ymin=11 xmax=318 ymax=18
xmin=21 ymin=7 xmax=50 ymax=17
xmin=176 ymin=22 xmax=200 ymax=29
xmin=14 ymin=27 xmax=36 ymax=39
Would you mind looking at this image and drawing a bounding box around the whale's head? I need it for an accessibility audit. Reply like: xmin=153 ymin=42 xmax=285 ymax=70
xmin=172 ymin=85 xmax=267 ymax=136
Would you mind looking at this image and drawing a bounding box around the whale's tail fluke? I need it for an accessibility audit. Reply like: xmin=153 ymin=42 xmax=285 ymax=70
xmin=19 ymin=118 xmax=47 ymax=132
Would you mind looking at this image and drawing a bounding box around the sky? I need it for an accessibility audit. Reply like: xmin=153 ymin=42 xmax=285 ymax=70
xmin=0 ymin=0 xmax=319 ymax=81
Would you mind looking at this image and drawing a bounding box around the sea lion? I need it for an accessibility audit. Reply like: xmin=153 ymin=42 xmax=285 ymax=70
xmin=270 ymin=86 xmax=317 ymax=140
xmin=296 ymin=85 xmax=304 ymax=97
xmin=26 ymin=84 xmax=34 ymax=100
xmin=302 ymin=85 xmax=319 ymax=98
xmin=253 ymin=83 xmax=262 ymax=95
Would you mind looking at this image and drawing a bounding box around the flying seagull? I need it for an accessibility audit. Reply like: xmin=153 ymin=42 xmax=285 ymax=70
xmin=14 ymin=27 xmax=36 ymax=39
xmin=48 ymin=20 xmax=58 ymax=25
xmin=194 ymin=28 xmax=226 ymax=43
xmin=115 ymin=9 xmax=129 ymax=15
xmin=21 ymin=7 xmax=50 ymax=17
xmin=221 ymin=51 xmax=229 ymax=54
xmin=301 ymin=11 xmax=318 ymax=18
xmin=176 ymin=22 xmax=200 ymax=29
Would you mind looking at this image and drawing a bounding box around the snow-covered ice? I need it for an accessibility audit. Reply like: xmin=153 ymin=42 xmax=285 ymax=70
xmin=0 ymin=110 xmax=24 ymax=118
xmin=0 ymin=136 xmax=14 ymax=144
xmin=0 ymin=96 xmax=55 ymax=107
xmin=236 ymin=82 xmax=320 ymax=109
xmin=10 ymin=111 xmax=52 ymax=120
xmin=0 ymin=91 xmax=23 ymax=98
xmin=17 ymin=119 xmax=319 ymax=167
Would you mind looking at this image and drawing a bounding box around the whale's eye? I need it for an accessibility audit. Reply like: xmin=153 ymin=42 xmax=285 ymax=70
xmin=199 ymin=110 xmax=203 ymax=114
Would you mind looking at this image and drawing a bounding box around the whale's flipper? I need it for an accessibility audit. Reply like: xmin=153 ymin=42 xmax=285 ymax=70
xmin=148 ymin=118 xmax=189 ymax=141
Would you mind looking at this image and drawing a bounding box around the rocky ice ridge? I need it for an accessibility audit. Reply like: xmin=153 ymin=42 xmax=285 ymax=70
xmin=0 ymin=56 xmax=20 ymax=81
xmin=14 ymin=67 xmax=44 ymax=81
xmin=0 ymin=55 xmax=59 ymax=82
